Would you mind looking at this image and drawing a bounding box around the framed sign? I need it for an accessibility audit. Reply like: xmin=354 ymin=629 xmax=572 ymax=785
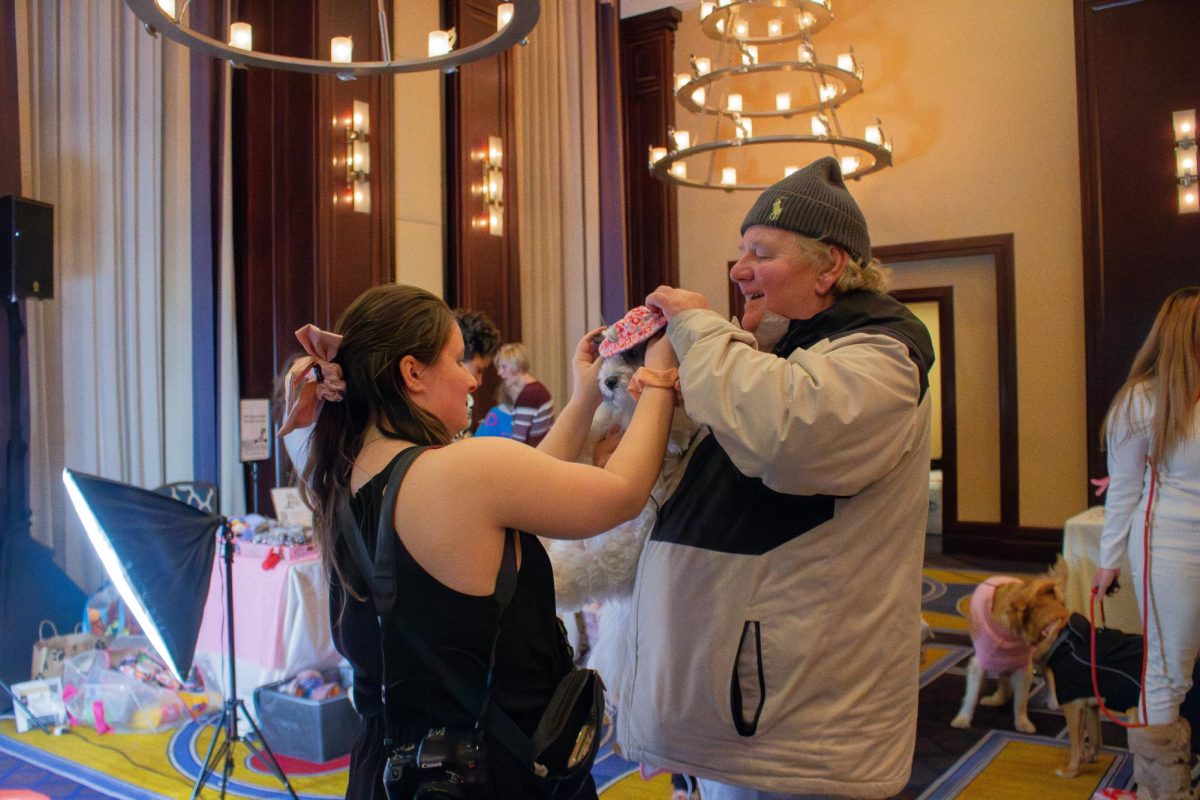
xmin=270 ymin=487 xmax=313 ymax=528
xmin=239 ymin=398 xmax=271 ymax=462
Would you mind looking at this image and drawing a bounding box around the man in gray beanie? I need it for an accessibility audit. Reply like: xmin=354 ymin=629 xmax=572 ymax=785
xmin=616 ymin=157 xmax=935 ymax=799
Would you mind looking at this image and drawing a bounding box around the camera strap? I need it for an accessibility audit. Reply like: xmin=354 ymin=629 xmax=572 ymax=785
xmin=335 ymin=446 xmax=533 ymax=764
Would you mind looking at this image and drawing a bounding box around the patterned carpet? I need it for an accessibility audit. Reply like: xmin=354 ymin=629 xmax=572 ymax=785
xmin=0 ymin=568 xmax=1145 ymax=799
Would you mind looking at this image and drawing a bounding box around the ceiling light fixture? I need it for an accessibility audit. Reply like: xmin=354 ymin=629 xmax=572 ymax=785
xmin=126 ymin=0 xmax=540 ymax=78
xmin=650 ymin=0 xmax=893 ymax=191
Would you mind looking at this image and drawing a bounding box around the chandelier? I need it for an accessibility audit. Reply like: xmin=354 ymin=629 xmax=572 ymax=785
xmin=649 ymin=0 xmax=892 ymax=190
xmin=125 ymin=0 xmax=541 ymax=78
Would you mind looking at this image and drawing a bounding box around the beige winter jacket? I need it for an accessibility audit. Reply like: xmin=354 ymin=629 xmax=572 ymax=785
xmin=618 ymin=299 xmax=932 ymax=798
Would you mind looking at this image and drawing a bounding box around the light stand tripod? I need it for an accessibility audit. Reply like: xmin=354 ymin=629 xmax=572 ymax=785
xmin=190 ymin=524 xmax=297 ymax=800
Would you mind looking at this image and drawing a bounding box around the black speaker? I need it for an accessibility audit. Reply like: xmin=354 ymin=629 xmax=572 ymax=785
xmin=0 ymin=195 xmax=54 ymax=302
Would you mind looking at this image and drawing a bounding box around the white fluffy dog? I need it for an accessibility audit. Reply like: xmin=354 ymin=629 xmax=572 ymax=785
xmin=544 ymin=336 xmax=697 ymax=702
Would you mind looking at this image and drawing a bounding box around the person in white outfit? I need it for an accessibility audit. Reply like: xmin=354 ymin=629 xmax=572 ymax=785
xmin=1094 ymin=286 xmax=1200 ymax=800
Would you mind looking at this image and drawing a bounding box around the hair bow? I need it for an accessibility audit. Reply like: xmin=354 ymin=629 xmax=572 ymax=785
xmin=277 ymin=324 xmax=346 ymax=436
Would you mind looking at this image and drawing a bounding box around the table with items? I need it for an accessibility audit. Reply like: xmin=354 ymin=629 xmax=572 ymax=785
xmin=194 ymin=515 xmax=345 ymax=705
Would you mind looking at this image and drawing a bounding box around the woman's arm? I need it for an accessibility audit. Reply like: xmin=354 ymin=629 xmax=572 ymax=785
xmin=473 ymin=334 xmax=677 ymax=539
xmin=1098 ymin=388 xmax=1150 ymax=570
xmin=537 ymin=327 xmax=605 ymax=461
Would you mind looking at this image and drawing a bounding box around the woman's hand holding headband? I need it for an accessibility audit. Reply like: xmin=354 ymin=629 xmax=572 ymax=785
xmin=278 ymin=324 xmax=346 ymax=436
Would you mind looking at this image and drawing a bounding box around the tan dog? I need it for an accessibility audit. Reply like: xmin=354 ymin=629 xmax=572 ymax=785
xmin=952 ymin=560 xmax=1125 ymax=779
xmin=951 ymin=566 xmax=1070 ymax=735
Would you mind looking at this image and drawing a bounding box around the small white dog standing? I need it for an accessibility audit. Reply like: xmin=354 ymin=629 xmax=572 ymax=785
xmin=544 ymin=307 xmax=698 ymax=706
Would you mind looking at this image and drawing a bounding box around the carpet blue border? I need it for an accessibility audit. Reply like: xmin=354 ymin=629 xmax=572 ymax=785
xmin=920 ymin=645 xmax=971 ymax=689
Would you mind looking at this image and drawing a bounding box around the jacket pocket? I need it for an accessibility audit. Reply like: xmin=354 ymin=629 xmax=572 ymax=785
xmin=729 ymin=620 xmax=765 ymax=736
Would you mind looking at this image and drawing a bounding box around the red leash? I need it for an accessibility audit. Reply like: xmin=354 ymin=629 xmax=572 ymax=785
xmin=1088 ymin=462 xmax=1155 ymax=728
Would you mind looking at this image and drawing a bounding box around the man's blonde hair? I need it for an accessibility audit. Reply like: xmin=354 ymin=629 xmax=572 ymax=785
xmin=792 ymin=235 xmax=890 ymax=294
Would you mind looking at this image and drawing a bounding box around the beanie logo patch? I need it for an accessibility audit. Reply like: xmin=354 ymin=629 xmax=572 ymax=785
xmin=768 ymin=197 xmax=784 ymax=222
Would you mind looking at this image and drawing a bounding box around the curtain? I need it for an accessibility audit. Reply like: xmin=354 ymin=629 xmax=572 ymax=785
xmin=514 ymin=0 xmax=605 ymax=404
xmin=16 ymin=1 xmax=200 ymax=590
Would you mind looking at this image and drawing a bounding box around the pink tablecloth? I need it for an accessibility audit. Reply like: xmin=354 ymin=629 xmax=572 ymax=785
xmin=194 ymin=550 xmax=345 ymax=703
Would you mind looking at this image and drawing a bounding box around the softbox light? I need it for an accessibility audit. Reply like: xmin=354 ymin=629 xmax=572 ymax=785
xmin=62 ymin=468 xmax=222 ymax=682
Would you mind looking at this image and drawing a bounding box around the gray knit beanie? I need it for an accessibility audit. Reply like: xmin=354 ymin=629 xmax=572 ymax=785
xmin=740 ymin=156 xmax=870 ymax=263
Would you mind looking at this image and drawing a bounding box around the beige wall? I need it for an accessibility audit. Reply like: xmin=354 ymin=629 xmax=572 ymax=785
xmin=392 ymin=0 xmax=445 ymax=296
xmin=671 ymin=0 xmax=1087 ymax=529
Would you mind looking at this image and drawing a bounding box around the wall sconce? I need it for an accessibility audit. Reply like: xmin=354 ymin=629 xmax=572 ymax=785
xmin=332 ymin=99 xmax=370 ymax=214
xmin=1174 ymin=109 xmax=1197 ymax=214
xmin=475 ymin=135 xmax=504 ymax=236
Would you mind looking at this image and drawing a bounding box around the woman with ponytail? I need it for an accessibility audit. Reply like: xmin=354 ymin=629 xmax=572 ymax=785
xmin=280 ymin=284 xmax=677 ymax=799
xmin=1093 ymin=286 xmax=1200 ymax=800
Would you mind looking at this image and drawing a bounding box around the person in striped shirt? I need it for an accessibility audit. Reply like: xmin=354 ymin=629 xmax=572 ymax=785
xmin=495 ymin=342 xmax=554 ymax=446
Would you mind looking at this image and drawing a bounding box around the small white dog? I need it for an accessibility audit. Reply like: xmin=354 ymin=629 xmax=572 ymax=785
xmin=548 ymin=337 xmax=696 ymax=609
xmin=544 ymin=325 xmax=697 ymax=701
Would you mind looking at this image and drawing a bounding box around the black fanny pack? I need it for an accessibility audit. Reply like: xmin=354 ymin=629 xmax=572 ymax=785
xmin=335 ymin=446 xmax=604 ymax=797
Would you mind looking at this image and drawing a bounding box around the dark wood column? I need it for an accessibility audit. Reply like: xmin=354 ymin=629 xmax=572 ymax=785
xmin=232 ymin=0 xmax=394 ymax=508
xmin=619 ymin=7 xmax=680 ymax=307
xmin=597 ymin=0 xmax=628 ymax=324
xmin=444 ymin=0 xmax=521 ymax=425
xmin=1075 ymin=0 xmax=1200 ymax=490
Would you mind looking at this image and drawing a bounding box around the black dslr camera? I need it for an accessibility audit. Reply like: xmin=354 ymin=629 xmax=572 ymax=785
xmin=382 ymin=727 xmax=487 ymax=800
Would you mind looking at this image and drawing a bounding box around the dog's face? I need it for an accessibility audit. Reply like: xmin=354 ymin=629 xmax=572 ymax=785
xmin=596 ymin=340 xmax=647 ymax=430
xmin=991 ymin=572 xmax=1070 ymax=657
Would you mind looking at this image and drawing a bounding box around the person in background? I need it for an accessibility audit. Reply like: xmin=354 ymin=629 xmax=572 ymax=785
xmin=283 ymin=283 xmax=678 ymax=799
xmin=617 ymin=157 xmax=935 ymax=800
xmin=1094 ymin=286 xmax=1200 ymax=800
xmin=453 ymin=309 xmax=502 ymax=438
xmin=495 ymin=342 xmax=554 ymax=446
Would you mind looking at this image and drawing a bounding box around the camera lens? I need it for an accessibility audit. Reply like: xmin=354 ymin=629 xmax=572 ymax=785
xmin=413 ymin=782 xmax=465 ymax=800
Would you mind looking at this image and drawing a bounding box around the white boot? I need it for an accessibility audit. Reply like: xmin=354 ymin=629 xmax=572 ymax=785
xmin=1128 ymin=719 xmax=1193 ymax=800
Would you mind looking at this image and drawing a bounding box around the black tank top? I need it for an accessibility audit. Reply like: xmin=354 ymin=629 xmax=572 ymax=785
xmin=330 ymin=448 xmax=573 ymax=794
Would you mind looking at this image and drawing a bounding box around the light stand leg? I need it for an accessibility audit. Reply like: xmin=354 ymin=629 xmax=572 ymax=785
xmin=188 ymin=528 xmax=297 ymax=799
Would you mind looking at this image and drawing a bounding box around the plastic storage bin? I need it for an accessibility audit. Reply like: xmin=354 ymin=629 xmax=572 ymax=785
xmin=253 ymin=667 xmax=356 ymax=764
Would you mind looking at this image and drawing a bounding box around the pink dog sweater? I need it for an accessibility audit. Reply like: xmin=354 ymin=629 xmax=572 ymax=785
xmin=969 ymin=577 xmax=1033 ymax=674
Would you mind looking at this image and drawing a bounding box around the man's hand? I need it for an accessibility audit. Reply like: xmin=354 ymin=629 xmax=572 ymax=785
xmin=646 ymin=285 xmax=709 ymax=320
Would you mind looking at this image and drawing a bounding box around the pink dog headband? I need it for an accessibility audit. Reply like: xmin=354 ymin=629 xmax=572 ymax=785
xmin=278 ymin=324 xmax=346 ymax=436
xmin=598 ymin=305 xmax=668 ymax=358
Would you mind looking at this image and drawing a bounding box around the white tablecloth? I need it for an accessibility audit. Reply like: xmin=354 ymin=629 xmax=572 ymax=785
xmin=1062 ymin=505 xmax=1142 ymax=633
xmin=195 ymin=553 xmax=346 ymax=705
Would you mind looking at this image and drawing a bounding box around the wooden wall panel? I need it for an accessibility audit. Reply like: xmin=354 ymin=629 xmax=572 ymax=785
xmin=233 ymin=0 xmax=393 ymax=509
xmin=619 ymin=8 xmax=680 ymax=307
xmin=445 ymin=0 xmax=521 ymax=425
xmin=1076 ymin=0 xmax=1200 ymax=487
xmin=597 ymin=0 xmax=628 ymax=325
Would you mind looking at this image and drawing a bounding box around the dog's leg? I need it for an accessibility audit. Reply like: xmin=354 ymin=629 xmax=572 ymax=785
xmin=1057 ymin=699 xmax=1088 ymax=777
xmin=1082 ymin=701 xmax=1101 ymax=765
xmin=1043 ymin=666 xmax=1061 ymax=711
xmin=980 ymin=672 xmax=1012 ymax=707
xmin=1010 ymin=667 xmax=1036 ymax=733
xmin=951 ymin=656 xmax=984 ymax=729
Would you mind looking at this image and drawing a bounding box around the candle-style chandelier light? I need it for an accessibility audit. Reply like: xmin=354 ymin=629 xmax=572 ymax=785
xmin=124 ymin=0 xmax=540 ymax=78
xmin=649 ymin=0 xmax=892 ymax=191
